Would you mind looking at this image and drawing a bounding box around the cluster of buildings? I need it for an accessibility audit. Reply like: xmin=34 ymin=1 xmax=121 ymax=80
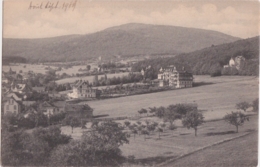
xmin=224 ymin=56 xmax=246 ymax=70
xmin=157 ymin=65 xmax=193 ymax=88
xmin=2 ymin=64 xmax=194 ymax=120
xmin=2 ymin=68 xmax=93 ymax=119
xmin=3 ymin=88 xmax=93 ymax=119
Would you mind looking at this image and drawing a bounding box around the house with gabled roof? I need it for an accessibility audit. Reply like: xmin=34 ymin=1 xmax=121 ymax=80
xmin=24 ymin=106 xmax=38 ymax=118
xmin=158 ymin=65 xmax=193 ymax=88
xmin=39 ymin=101 xmax=59 ymax=118
xmin=3 ymin=96 xmax=22 ymax=115
xmin=68 ymin=80 xmax=101 ymax=99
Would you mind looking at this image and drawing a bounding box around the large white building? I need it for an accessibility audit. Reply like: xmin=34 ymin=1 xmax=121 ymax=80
xmin=68 ymin=80 xmax=101 ymax=99
xmin=158 ymin=65 xmax=193 ymax=88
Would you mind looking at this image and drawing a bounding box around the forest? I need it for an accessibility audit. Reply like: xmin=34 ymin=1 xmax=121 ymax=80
xmin=132 ymin=36 xmax=259 ymax=76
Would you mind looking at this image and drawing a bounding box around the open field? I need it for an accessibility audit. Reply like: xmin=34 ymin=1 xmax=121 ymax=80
xmin=163 ymin=128 xmax=258 ymax=167
xmin=3 ymin=64 xmax=98 ymax=75
xmin=119 ymin=116 xmax=258 ymax=160
xmin=82 ymin=75 xmax=258 ymax=120
xmin=3 ymin=64 xmax=49 ymax=74
xmin=55 ymin=72 xmax=129 ymax=84
xmin=61 ymin=115 xmax=257 ymax=166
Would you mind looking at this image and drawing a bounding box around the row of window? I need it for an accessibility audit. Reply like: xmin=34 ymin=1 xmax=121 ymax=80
xmin=178 ymin=81 xmax=193 ymax=85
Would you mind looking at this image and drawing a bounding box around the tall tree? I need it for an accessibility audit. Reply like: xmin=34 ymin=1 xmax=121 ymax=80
xmin=182 ymin=110 xmax=204 ymax=136
xmin=50 ymin=120 xmax=129 ymax=166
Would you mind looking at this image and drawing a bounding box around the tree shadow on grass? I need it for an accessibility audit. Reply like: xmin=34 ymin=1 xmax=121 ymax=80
xmin=205 ymin=131 xmax=235 ymax=136
xmin=245 ymin=129 xmax=256 ymax=132
xmin=160 ymin=133 xmax=170 ymax=137
xmin=179 ymin=132 xmax=191 ymax=136
xmin=193 ymin=82 xmax=215 ymax=87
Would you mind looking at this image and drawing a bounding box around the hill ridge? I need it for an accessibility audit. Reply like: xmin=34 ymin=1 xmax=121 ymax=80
xmin=3 ymin=23 xmax=240 ymax=62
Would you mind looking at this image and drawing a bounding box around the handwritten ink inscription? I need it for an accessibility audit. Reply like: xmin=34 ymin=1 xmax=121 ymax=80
xmin=28 ymin=0 xmax=77 ymax=11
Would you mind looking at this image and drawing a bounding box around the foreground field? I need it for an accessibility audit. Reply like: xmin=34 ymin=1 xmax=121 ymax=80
xmin=84 ymin=75 xmax=258 ymax=120
xmin=61 ymin=115 xmax=258 ymax=166
xmin=120 ymin=116 xmax=257 ymax=161
xmin=163 ymin=129 xmax=257 ymax=167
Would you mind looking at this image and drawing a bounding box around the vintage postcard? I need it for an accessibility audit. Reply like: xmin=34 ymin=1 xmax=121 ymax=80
xmin=2 ymin=0 xmax=259 ymax=166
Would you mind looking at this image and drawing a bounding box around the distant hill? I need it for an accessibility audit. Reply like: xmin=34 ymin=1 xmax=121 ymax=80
xmin=3 ymin=23 xmax=240 ymax=62
xmin=132 ymin=36 xmax=259 ymax=76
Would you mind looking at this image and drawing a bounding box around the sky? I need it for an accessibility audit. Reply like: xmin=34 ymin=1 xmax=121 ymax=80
xmin=3 ymin=0 xmax=260 ymax=39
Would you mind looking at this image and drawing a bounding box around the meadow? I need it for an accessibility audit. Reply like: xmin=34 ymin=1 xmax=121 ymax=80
xmin=3 ymin=64 xmax=49 ymax=74
xmin=81 ymin=75 xmax=258 ymax=120
xmin=120 ymin=116 xmax=257 ymax=162
xmin=60 ymin=75 xmax=258 ymax=166
xmin=163 ymin=128 xmax=257 ymax=167
xmin=61 ymin=115 xmax=257 ymax=166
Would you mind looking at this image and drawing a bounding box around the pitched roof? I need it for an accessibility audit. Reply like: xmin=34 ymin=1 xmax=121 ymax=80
xmin=8 ymin=92 xmax=23 ymax=99
xmin=40 ymin=101 xmax=57 ymax=109
xmin=4 ymin=96 xmax=23 ymax=105
xmin=73 ymin=80 xmax=89 ymax=89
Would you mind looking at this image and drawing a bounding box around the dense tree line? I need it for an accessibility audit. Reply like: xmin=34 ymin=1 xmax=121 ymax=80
xmin=132 ymin=36 xmax=259 ymax=76
xmin=3 ymin=56 xmax=27 ymax=65
xmin=1 ymin=125 xmax=71 ymax=166
xmin=93 ymin=73 xmax=144 ymax=86
xmin=2 ymin=119 xmax=129 ymax=166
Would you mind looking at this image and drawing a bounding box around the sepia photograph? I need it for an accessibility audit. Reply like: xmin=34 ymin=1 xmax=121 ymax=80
xmin=1 ymin=0 xmax=259 ymax=166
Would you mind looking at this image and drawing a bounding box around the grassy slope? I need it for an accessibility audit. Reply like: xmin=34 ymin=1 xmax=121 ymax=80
xmin=165 ymin=130 xmax=257 ymax=167
xmin=82 ymin=76 xmax=258 ymax=120
xmin=61 ymin=114 xmax=258 ymax=166
xmin=119 ymin=116 xmax=258 ymax=160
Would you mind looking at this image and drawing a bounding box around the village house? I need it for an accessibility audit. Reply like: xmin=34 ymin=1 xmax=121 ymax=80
xmin=68 ymin=80 xmax=101 ymax=99
xmin=224 ymin=55 xmax=246 ymax=70
xmin=53 ymin=101 xmax=66 ymax=113
xmin=39 ymin=101 xmax=59 ymax=118
xmin=3 ymin=96 xmax=22 ymax=115
xmin=24 ymin=106 xmax=38 ymax=118
xmin=158 ymin=65 xmax=193 ymax=88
